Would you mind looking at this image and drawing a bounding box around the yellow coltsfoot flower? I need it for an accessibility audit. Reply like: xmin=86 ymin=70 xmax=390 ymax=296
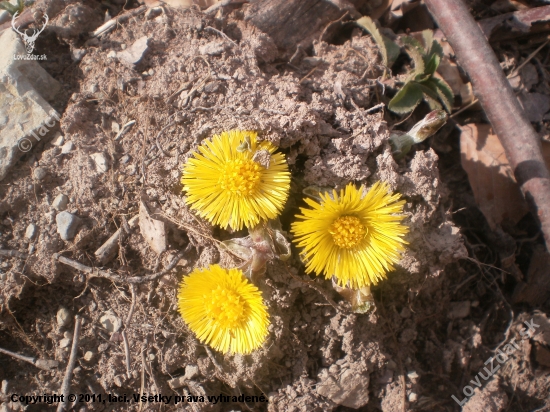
xmin=291 ymin=182 xmax=408 ymax=289
xmin=178 ymin=264 xmax=270 ymax=354
xmin=181 ymin=130 xmax=291 ymax=231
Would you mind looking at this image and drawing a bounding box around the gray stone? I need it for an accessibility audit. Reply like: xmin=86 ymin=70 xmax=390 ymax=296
xmin=56 ymin=307 xmax=72 ymax=327
xmin=119 ymin=154 xmax=131 ymax=164
xmin=56 ymin=211 xmax=81 ymax=241
xmin=448 ymin=301 xmax=471 ymax=320
xmin=0 ymin=30 xmax=61 ymax=181
xmin=33 ymin=167 xmax=47 ymax=181
xmin=199 ymin=41 xmax=227 ymax=56
xmin=71 ymin=48 xmax=87 ymax=62
xmin=61 ymin=141 xmax=74 ymax=154
xmin=117 ymin=36 xmax=149 ymax=65
xmin=51 ymin=132 xmax=64 ymax=146
xmin=25 ymin=223 xmax=37 ymax=239
xmin=52 ymin=194 xmax=69 ymax=211
xmin=59 ymin=337 xmax=71 ymax=348
xmin=316 ymin=368 xmax=370 ymax=408
xmin=184 ymin=364 xmax=198 ymax=380
xmin=90 ymin=152 xmax=109 ymax=173
xmin=99 ymin=312 xmax=122 ymax=333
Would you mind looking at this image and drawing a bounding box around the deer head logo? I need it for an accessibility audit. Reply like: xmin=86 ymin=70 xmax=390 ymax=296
xmin=11 ymin=11 xmax=48 ymax=54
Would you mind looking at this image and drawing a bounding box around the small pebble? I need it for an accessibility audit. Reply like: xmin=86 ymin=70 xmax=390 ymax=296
xmin=25 ymin=223 xmax=37 ymax=239
xmin=33 ymin=167 xmax=47 ymax=181
xmin=98 ymin=343 xmax=109 ymax=353
xmin=52 ymin=194 xmax=69 ymax=211
xmin=90 ymin=152 xmax=109 ymax=173
xmin=99 ymin=313 xmax=122 ymax=333
xmin=119 ymin=154 xmax=131 ymax=164
xmin=407 ymin=371 xmax=419 ymax=380
xmin=61 ymin=141 xmax=74 ymax=154
xmin=71 ymin=48 xmax=86 ymax=62
xmin=184 ymin=364 xmax=198 ymax=380
xmin=59 ymin=337 xmax=71 ymax=349
xmin=56 ymin=307 xmax=72 ymax=328
xmin=408 ymin=392 xmax=418 ymax=403
xmin=107 ymin=50 xmax=117 ymax=58
xmin=56 ymin=211 xmax=81 ymax=241
xmin=51 ymin=133 xmax=64 ymax=146
xmin=83 ymin=351 xmax=94 ymax=361
xmin=448 ymin=301 xmax=471 ymax=320
xmin=63 ymin=331 xmax=73 ymax=339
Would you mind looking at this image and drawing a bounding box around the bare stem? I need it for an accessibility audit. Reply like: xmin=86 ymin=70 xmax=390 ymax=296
xmin=57 ymin=316 xmax=82 ymax=412
xmin=425 ymin=0 xmax=550 ymax=252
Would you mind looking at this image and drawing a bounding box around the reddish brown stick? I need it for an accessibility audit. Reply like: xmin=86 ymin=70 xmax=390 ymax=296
xmin=425 ymin=0 xmax=550 ymax=251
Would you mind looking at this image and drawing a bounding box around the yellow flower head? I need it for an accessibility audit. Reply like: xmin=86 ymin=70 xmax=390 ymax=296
xmin=291 ymin=182 xmax=408 ymax=289
xmin=178 ymin=264 xmax=270 ymax=354
xmin=181 ymin=130 xmax=291 ymax=230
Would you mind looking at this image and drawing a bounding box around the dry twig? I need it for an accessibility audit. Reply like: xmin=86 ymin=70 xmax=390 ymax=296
xmin=54 ymin=249 xmax=187 ymax=284
xmin=57 ymin=316 xmax=82 ymax=412
xmin=425 ymin=0 xmax=550 ymax=252
xmin=122 ymin=330 xmax=131 ymax=379
xmin=0 ymin=347 xmax=58 ymax=371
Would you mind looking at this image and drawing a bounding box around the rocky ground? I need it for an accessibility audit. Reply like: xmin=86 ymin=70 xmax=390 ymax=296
xmin=0 ymin=0 xmax=549 ymax=411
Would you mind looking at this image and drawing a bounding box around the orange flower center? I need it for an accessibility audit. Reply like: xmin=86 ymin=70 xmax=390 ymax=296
xmin=329 ymin=216 xmax=366 ymax=249
xmin=219 ymin=158 xmax=262 ymax=196
xmin=204 ymin=286 xmax=247 ymax=330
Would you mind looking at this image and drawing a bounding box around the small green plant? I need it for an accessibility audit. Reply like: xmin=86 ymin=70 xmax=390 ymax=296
xmin=388 ymin=30 xmax=454 ymax=114
xmin=0 ymin=0 xmax=25 ymax=15
xmin=356 ymin=16 xmax=400 ymax=74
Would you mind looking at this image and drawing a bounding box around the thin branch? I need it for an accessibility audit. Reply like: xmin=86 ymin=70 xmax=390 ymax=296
xmin=54 ymin=249 xmax=187 ymax=284
xmin=57 ymin=316 xmax=82 ymax=412
xmin=122 ymin=330 xmax=131 ymax=379
xmin=425 ymin=0 xmax=550 ymax=252
xmin=0 ymin=346 xmax=58 ymax=370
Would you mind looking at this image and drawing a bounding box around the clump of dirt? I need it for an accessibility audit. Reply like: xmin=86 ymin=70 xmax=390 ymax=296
xmin=0 ymin=4 xmax=506 ymax=412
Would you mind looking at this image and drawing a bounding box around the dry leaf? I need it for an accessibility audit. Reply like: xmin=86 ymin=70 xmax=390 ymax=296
xmin=460 ymin=123 xmax=529 ymax=229
xmin=460 ymin=124 xmax=550 ymax=229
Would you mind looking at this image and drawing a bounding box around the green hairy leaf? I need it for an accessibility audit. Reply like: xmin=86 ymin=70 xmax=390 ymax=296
xmin=388 ymin=82 xmax=423 ymax=114
xmin=356 ymin=16 xmax=400 ymax=69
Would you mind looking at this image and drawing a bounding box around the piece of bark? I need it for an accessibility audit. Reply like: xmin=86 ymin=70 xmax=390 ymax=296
xmin=478 ymin=5 xmax=550 ymax=42
xmin=139 ymin=200 xmax=167 ymax=255
xmin=245 ymin=0 xmax=383 ymax=56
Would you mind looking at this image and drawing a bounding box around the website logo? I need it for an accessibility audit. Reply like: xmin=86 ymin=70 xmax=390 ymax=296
xmin=11 ymin=10 xmax=48 ymax=57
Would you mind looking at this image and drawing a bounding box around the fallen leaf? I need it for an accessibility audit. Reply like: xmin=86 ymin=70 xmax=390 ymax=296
xmin=460 ymin=124 xmax=550 ymax=229
xmin=460 ymin=123 xmax=528 ymax=229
